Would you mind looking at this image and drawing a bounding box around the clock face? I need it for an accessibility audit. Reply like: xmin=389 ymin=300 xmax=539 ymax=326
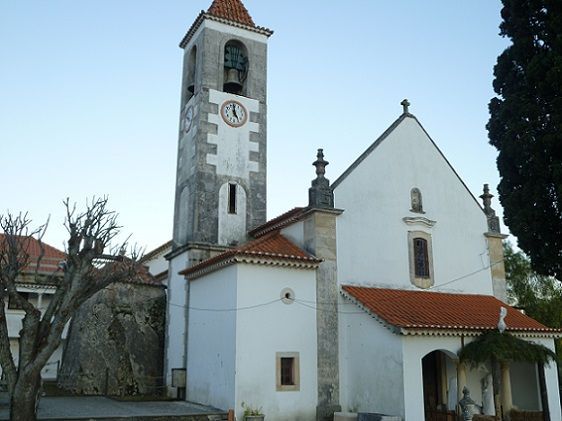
xmin=183 ymin=105 xmax=194 ymax=134
xmin=221 ymin=100 xmax=247 ymax=127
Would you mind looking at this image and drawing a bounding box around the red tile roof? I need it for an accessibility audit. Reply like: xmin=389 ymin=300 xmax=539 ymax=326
xmin=181 ymin=231 xmax=321 ymax=278
xmin=179 ymin=1 xmax=273 ymax=49
xmin=0 ymin=234 xmax=161 ymax=286
xmin=0 ymin=234 xmax=65 ymax=274
xmin=207 ymin=0 xmax=255 ymax=27
xmin=342 ymin=286 xmax=558 ymax=334
xmin=249 ymin=207 xmax=306 ymax=238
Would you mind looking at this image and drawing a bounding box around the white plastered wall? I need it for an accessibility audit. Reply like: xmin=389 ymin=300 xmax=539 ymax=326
xmin=164 ymin=251 xmax=189 ymax=392
xmin=235 ymin=264 xmax=317 ymax=420
xmin=338 ymin=298 xmax=405 ymax=416
xmin=187 ymin=265 xmax=237 ymax=410
xmin=334 ymin=117 xmax=493 ymax=295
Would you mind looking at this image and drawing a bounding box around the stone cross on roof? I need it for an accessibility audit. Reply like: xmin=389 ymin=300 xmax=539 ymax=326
xmin=401 ymin=99 xmax=411 ymax=114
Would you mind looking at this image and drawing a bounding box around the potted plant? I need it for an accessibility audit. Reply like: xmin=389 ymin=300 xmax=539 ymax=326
xmin=242 ymin=401 xmax=264 ymax=421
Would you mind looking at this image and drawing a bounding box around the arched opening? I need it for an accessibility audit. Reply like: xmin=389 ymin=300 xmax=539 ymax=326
xmin=223 ymin=40 xmax=248 ymax=95
xmin=186 ymin=46 xmax=197 ymax=101
xmin=422 ymin=350 xmax=457 ymax=421
xmin=414 ymin=237 xmax=429 ymax=278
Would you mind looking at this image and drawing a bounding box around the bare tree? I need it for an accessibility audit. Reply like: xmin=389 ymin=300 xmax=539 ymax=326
xmin=0 ymin=198 xmax=140 ymax=421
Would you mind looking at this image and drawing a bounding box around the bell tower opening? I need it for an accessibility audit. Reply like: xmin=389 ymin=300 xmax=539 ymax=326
xmin=186 ymin=46 xmax=197 ymax=101
xmin=223 ymin=40 xmax=248 ymax=95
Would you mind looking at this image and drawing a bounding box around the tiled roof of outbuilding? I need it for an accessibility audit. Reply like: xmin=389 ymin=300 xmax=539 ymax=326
xmin=0 ymin=234 xmax=65 ymax=274
xmin=180 ymin=231 xmax=321 ymax=278
xmin=342 ymin=286 xmax=559 ymax=335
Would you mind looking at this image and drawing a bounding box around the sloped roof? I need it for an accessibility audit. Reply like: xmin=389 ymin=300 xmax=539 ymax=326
xmin=249 ymin=207 xmax=306 ymax=238
xmin=179 ymin=0 xmax=273 ymax=48
xmin=0 ymin=234 xmax=161 ymax=286
xmin=180 ymin=231 xmax=321 ymax=279
xmin=0 ymin=234 xmax=65 ymax=274
xmin=207 ymin=0 xmax=255 ymax=26
xmin=342 ymin=286 xmax=560 ymax=336
xmin=140 ymin=240 xmax=173 ymax=263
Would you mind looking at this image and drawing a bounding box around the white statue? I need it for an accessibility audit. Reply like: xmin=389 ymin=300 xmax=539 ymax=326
xmin=498 ymin=306 xmax=507 ymax=333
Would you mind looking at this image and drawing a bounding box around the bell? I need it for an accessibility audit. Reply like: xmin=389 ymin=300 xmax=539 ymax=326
xmin=223 ymin=68 xmax=243 ymax=94
xmin=187 ymin=83 xmax=195 ymax=94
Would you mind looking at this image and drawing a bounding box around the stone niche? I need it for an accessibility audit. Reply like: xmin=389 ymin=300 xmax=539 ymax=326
xmin=58 ymin=281 xmax=166 ymax=397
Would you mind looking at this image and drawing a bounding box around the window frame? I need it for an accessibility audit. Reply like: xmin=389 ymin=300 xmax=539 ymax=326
xmin=408 ymin=230 xmax=434 ymax=289
xmin=276 ymin=352 xmax=300 ymax=391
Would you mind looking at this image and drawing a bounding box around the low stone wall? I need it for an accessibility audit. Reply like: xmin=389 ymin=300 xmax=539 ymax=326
xmin=58 ymin=282 xmax=166 ymax=396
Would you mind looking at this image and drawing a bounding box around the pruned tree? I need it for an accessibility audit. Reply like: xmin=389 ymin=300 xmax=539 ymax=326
xmin=487 ymin=0 xmax=562 ymax=280
xmin=0 ymin=198 xmax=140 ymax=421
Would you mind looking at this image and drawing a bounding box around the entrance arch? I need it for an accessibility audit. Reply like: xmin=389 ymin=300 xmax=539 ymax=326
xmin=422 ymin=350 xmax=457 ymax=421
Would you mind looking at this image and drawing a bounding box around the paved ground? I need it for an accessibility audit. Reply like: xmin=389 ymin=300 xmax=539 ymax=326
xmin=0 ymin=395 xmax=225 ymax=420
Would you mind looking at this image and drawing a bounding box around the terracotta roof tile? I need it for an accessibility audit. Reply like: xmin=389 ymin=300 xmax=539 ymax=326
xmin=0 ymin=234 xmax=65 ymax=274
xmin=0 ymin=234 xmax=161 ymax=286
xmin=249 ymin=207 xmax=306 ymax=238
xmin=181 ymin=231 xmax=320 ymax=277
xmin=342 ymin=286 xmax=557 ymax=333
xmin=207 ymin=0 xmax=255 ymax=27
xmin=179 ymin=1 xmax=272 ymax=49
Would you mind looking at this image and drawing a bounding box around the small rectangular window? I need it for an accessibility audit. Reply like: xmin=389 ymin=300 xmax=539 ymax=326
xmin=414 ymin=237 xmax=429 ymax=278
xmin=280 ymin=358 xmax=295 ymax=385
xmin=228 ymin=183 xmax=237 ymax=214
xmin=276 ymin=352 xmax=300 ymax=391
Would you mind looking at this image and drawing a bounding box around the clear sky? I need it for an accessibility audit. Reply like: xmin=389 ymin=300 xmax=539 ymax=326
xmin=0 ymin=1 xmax=509 ymax=252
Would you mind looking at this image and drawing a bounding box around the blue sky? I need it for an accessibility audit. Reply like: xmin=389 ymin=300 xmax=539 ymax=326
xmin=0 ymin=1 xmax=509 ymax=252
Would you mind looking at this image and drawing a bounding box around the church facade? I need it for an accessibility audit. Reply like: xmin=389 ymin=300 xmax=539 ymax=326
xmin=158 ymin=1 xmax=562 ymax=420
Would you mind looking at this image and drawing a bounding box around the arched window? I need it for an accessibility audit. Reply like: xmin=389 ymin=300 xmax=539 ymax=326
xmin=413 ymin=237 xmax=429 ymax=278
xmin=223 ymin=40 xmax=248 ymax=95
xmin=408 ymin=231 xmax=434 ymax=289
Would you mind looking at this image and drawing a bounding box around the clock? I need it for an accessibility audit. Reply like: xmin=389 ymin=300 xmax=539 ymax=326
xmin=182 ymin=105 xmax=194 ymax=134
xmin=221 ymin=100 xmax=247 ymax=127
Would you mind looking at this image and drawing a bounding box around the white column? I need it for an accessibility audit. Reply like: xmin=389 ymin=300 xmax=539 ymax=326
xmin=500 ymin=362 xmax=513 ymax=413
xmin=543 ymin=361 xmax=562 ymax=420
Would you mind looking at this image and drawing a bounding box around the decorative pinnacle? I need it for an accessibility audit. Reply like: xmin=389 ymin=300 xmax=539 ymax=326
xmin=480 ymin=184 xmax=494 ymax=213
xmin=480 ymin=183 xmax=501 ymax=233
xmin=312 ymin=148 xmax=329 ymax=178
xmin=401 ymin=99 xmax=410 ymax=114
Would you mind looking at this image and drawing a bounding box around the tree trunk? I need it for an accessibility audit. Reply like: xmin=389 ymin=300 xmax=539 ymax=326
xmin=9 ymin=370 xmax=41 ymax=421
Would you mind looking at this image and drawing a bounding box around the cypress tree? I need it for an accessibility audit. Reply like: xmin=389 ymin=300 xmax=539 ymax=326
xmin=487 ymin=0 xmax=562 ymax=279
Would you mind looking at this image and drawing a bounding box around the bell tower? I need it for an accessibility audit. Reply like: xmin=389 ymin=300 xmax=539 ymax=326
xmin=172 ymin=0 xmax=272 ymax=249
xmin=164 ymin=0 xmax=272 ymax=396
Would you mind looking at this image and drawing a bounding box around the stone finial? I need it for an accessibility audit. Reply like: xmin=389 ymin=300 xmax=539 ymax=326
xmin=308 ymin=149 xmax=334 ymax=209
xmin=313 ymin=148 xmax=328 ymax=178
xmin=480 ymin=184 xmax=500 ymax=233
xmin=459 ymin=387 xmax=477 ymax=420
xmin=401 ymin=99 xmax=411 ymax=114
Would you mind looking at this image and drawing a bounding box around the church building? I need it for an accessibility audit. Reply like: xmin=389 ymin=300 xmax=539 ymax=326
xmin=155 ymin=1 xmax=562 ymax=420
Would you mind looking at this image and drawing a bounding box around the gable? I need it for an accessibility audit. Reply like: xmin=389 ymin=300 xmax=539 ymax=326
xmin=333 ymin=114 xmax=493 ymax=294
xmin=333 ymin=114 xmax=483 ymax=213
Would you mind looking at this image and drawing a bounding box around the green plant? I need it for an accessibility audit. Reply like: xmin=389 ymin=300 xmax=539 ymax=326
xmin=242 ymin=401 xmax=263 ymax=416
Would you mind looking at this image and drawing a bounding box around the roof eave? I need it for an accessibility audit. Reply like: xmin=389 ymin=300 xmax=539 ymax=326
xmin=182 ymin=255 xmax=321 ymax=281
xmin=179 ymin=12 xmax=273 ymax=49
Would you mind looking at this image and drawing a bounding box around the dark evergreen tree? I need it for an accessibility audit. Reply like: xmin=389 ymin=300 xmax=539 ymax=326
xmin=487 ymin=0 xmax=562 ymax=279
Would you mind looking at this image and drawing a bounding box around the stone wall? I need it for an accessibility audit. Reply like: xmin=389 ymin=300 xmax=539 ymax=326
xmin=58 ymin=282 xmax=166 ymax=396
